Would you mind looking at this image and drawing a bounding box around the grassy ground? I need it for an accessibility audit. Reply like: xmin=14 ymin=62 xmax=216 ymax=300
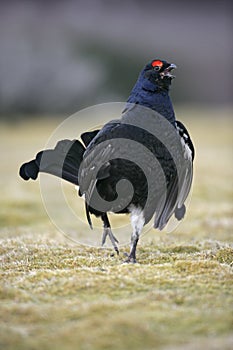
xmin=0 ymin=107 xmax=233 ymax=350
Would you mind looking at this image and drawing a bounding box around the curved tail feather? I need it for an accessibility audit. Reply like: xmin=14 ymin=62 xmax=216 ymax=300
xmin=19 ymin=139 xmax=85 ymax=185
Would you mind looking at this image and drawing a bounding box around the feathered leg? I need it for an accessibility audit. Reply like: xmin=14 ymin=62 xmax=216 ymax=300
xmin=125 ymin=207 xmax=145 ymax=263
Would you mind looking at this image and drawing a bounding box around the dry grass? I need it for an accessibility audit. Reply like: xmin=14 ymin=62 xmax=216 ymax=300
xmin=0 ymin=107 xmax=233 ymax=350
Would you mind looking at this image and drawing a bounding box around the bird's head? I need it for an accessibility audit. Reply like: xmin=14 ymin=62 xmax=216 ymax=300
xmin=142 ymin=59 xmax=177 ymax=90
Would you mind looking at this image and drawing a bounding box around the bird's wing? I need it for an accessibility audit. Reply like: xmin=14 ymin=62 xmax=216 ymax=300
xmin=175 ymin=120 xmax=194 ymax=208
xmin=175 ymin=120 xmax=195 ymax=161
xmin=78 ymin=120 xmax=121 ymax=199
xmin=154 ymin=159 xmax=193 ymax=230
xmin=154 ymin=120 xmax=194 ymax=229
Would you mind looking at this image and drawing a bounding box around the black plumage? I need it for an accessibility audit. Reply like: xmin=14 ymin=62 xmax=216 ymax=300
xmin=19 ymin=59 xmax=194 ymax=262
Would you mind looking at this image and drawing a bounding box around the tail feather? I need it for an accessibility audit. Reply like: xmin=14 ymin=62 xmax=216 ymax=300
xmin=19 ymin=159 xmax=39 ymax=181
xmin=19 ymin=139 xmax=85 ymax=185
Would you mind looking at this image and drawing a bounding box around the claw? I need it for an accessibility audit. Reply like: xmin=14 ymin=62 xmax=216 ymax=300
xmin=124 ymin=256 xmax=137 ymax=263
xmin=114 ymin=246 xmax=120 ymax=256
xmin=123 ymin=252 xmax=137 ymax=263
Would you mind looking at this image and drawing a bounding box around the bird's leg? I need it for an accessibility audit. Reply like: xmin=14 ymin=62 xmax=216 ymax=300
xmin=101 ymin=214 xmax=119 ymax=255
xmin=125 ymin=231 xmax=139 ymax=263
xmin=125 ymin=207 xmax=145 ymax=263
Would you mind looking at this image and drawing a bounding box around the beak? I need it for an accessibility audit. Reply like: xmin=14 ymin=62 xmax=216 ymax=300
xmin=169 ymin=63 xmax=177 ymax=70
xmin=160 ymin=63 xmax=177 ymax=79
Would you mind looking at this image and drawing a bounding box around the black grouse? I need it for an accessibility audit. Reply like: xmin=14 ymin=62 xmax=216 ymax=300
xmin=19 ymin=59 xmax=194 ymax=262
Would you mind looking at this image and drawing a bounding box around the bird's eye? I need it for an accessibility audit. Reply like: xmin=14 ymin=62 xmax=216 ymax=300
xmin=151 ymin=60 xmax=163 ymax=71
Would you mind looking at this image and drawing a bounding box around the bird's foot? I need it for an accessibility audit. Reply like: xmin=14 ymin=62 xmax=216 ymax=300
xmin=102 ymin=227 xmax=119 ymax=255
xmin=123 ymin=252 xmax=137 ymax=264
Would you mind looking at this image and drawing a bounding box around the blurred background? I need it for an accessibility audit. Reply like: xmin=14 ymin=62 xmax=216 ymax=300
xmin=0 ymin=0 xmax=232 ymax=118
xmin=0 ymin=2 xmax=233 ymax=349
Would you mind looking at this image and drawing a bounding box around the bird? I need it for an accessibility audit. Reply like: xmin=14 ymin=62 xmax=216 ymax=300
xmin=19 ymin=59 xmax=194 ymax=263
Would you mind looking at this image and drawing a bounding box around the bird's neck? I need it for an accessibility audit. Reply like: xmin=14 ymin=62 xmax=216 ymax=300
xmin=127 ymin=76 xmax=176 ymax=126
